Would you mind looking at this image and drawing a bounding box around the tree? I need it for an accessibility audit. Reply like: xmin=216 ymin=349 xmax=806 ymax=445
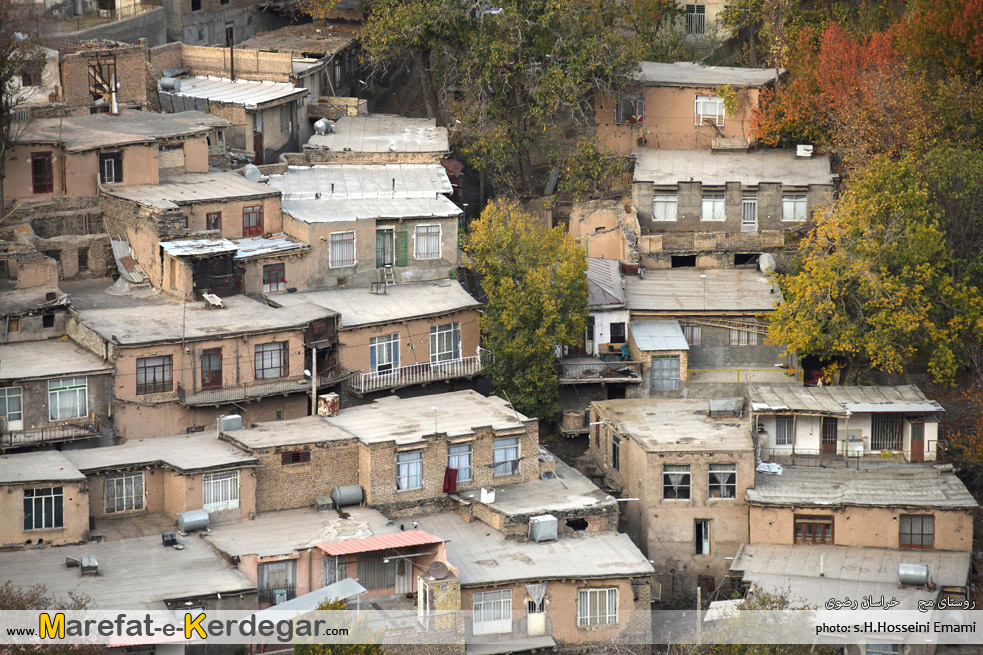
xmin=464 ymin=199 xmax=587 ymax=420
xmin=0 ymin=581 xmax=100 ymax=655
xmin=767 ymin=149 xmax=983 ymax=385
xmin=294 ymin=599 xmax=385 ymax=655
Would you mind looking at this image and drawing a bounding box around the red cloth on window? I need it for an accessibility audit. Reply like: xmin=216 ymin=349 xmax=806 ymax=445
xmin=443 ymin=467 xmax=458 ymax=494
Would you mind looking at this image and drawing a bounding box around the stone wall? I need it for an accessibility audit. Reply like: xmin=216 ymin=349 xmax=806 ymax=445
xmin=61 ymin=42 xmax=149 ymax=109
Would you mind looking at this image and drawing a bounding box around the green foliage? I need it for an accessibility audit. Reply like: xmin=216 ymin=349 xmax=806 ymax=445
xmin=464 ymin=199 xmax=588 ymax=420
xmin=294 ymin=600 xmax=385 ymax=655
xmin=556 ymin=137 xmax=628 ymax=201
xmin=0 ymin=581 xmax=99 ymax=655
xmin=714 ymin=85 xmax=740 ymax=114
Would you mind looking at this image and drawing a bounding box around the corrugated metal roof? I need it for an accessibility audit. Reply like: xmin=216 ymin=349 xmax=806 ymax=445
xmin=266 ymin=164 xmax=452 ymax=200
xmin=749 ymin=385 xmax=943 ymax=415
xmin=629 ymin=319 xmax=689 ymax=351
xmin=283 ymin=196 xmax=461 ymax=223
xmin=160 ymin=238 xmax=238 ymax=257
xmin=306 ymin=114 xmax=449 ymax=153
xmin=625 ymin=269 xmax=781 ymax=313
xmin=587 ymin=257 xmax=624 ymax=307
xmin=635 ymin=61 xmax=780 ymax=87
xmin=106 ymin=172 xmax=279 ymax=209
xmin=171 ymin=76 xmax=308 ymax=109
xmin=632 ymin=148 xmax=834 ymax=187
xmin=158 ymin=234 xmax=308 ymax=259
xmin=317 ymin=529 xmax=444 ymax=556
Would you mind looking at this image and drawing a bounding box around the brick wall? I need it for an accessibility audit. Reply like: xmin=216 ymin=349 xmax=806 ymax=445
xmin=61 ymin=44 xmax=150 ymax=109
xmin=181 ymin=45 xmax=293 ymax=82
xmin=249 ymin=439 xmax=359 ymax=512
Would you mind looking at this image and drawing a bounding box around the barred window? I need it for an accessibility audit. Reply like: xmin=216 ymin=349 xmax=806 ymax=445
xmin=136 ymin=356 xmax=172 ymax=394
xmin=663 ymin=464 xmax=690 ymax=500
xmin=577 ymin=588 xmax=618 ymax=626
xmin=708 ymin=463 xmax=736 ymax=499
xmin=414 ymin=225 xmax=441 ymax=260
xmin=329 ymin=232 xmax=355 ymax=268
xmin=202 ymin=470 xmax=239 ymax=512
xmin=358 ymin=552 xmax=397 ymax=590
xmin=106 ymin=472 xmax=144 ymax=513
xmin=871 ymin=413 xmax=903 ymax=451
xmin=255 ymin=342 xmax=289 ymax=380
xmin=24 ymin=487 xmax=63 ymax=530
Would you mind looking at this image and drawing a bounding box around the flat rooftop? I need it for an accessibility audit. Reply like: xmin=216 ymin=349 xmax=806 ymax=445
xmin=169 ymin=77 xmax=308 ymax=110
xmin=238 ymin=22 xmax=360 ymax=58
xmin=0 ymin=534 xmax=254 ymax=609
xmin=415 ymin=512 xmax=653 ymax=586
xmin=158 ymin=233 xmax=308 ymax=260
xmin=222 ymin=415 xmax=356 ymax=450
xmin=63 ymin=433 xmax=257 ymax=474
xmin=587 ymin=257 xmax=624 ymax=308
xmin=323 ymin=390 xmax=530 ymax=446
xmin=747 ymin=465 xmax=977 ymax=509
xmin=635 ymin=61 xmax=780 ymax=88
xmin=16 ymin=110 xmax=228 ymax=152
xmin=0 ymin=450 xmax=84 ymax=484
xmin=71 ymin=289 xmax=336 ymax=345
xmin=750 ymin=384 xmax=943 ymax=415
xmin=732 ymin=543 xmax=971 ymax=611
xmin=483 ymin=459 xmax=617 ymax=517
xmin=265 ymin=164 xmax=452 ymax=199
xmin=625 ymin=269 xmax=781 ymax=313
xmin=631 ymin=148 xmax=834 ymax=187
xmin=104 ymin=171 xmax=280 ymax=210
xmin=592 ymin=398 xmax=753 ymax=452
xmin=282 ymin=196 xmax=461 ymax=223
xmin=273 ymin=280 xmax=480 ymax=328
xmin=204 ymin=507 xmax=397 ymax=558
xmin=0 ymin=285 xmax=67 ymax=316
xmin=0 ymin=338 xmax=112 ymax=381
xmin=306 ymin=115 xmax=450 ymax=153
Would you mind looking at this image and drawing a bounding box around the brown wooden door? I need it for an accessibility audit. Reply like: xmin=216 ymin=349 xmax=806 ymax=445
xmin=910 ymin=422 xmax=925 ymax=462
xmin=201 ymin=348 xmax=222 ymax=390
xmin=253 ymin=133 xmax=264 ymax=165
xmin=821 ymin=417 xmax=837 ymax=455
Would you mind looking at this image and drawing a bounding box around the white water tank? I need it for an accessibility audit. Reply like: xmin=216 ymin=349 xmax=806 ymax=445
xmin=178 ymin=509 xmax=210 ymax=532
xmin=314 ymin=118 xmax=334 ymax=135
xmin=159 ymin=78 xmax=182 ymax=92
xmin=528 ymin=515 xmax=558 ymax=542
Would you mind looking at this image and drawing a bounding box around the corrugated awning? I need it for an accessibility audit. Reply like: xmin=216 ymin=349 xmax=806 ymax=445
xmin=316 ymin=529 xmax=444 ymax=556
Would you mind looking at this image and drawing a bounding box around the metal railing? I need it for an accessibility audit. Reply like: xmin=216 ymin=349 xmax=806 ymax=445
xmin=760 ymin=440 xmax=938 ymax=468
xmin=1 ymin=417 xmax=101 ymax=449
xmin=257 ymin=586 xmax=297 ymax=606
xmin=558 ymin=360 xmax=642 ymax=383
xmin=640 ymin=230 xmax=789 ymax=253
xmin=178 ymin=368 xmax=344 ymax=407
xmin=685 ymin=12 xmax=706 ymax=35
xmin=349 ymin=356 xmax=482 ymax=395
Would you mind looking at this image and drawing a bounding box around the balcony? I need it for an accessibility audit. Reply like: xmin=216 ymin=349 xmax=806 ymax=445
xmin=349 ymin=356 xmax=482 ymax=396
xmin=177 ymin=367 xmax=345 ymax=407
xmin=40 ymin=1 xmax=162 ymax=35
xmin=0 ymin=417 xmax=101 ymax=449
xmin=557 ymin=357 xmax=642 ymax=384
xmin=638 ymin=230 xmax=790 ymax=254
xmin=257 ymin=586 xmax=297 ymax=606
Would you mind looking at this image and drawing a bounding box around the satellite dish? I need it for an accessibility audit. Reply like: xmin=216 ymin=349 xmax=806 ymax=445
xmin=427 ymin=561 xmax=449 ymax=580
xmin=243 ymin=164 xmax=262 ymax=183
xmin=759 ymin=253 xmax=777 ymax=274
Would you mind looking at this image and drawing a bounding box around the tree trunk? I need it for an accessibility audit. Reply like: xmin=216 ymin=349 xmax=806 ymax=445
xmin=409 ymin=48 xmax=442 ymax=126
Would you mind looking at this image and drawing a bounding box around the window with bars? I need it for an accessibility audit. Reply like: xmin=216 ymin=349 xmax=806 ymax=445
xmin=577 ymin=588 xmax=618 ymax=626
xmin=206 ymin=211 xmax=222 ymax=231
xmin=98 ymin=152 xmax=123 ymax=184
xmin=358 ymin=552 xmax=398 ymax=590
xmin=473 ymin=589 xmax=512 ymax=634
xmin=775 ymin=415 xmax=794 ymax=446
xmin=871 ymin=413 xmax=903 ymax=450
xmin=493 ymin=436 xmax=520 ymax=476
xmin=281 ymin=451 xmax=311 ymax=465
xmin=396 ymin=451 xmax=423 ymax=491
xmin=0 ymin=386 xmax=23 ymax=429
xmin=414 ymin=225 xmax=441 ymax=259
xmin=242 ymin=206 xmax=264 ymax=237
xmin=203 ymin=470 xmax=240 ymax=512
xmin=701 ymin=193 xmax=725 ymax=221
xmin=106 ymin=472 xmax=144 ymax=513
xmin=430 ymin=322 xmax=460 ymax=363
xmin=900 ymin=514 xmax=934 ymax=549
xmin=31 ymin=152 xmax=53 ymax=194
xmin=255 ymin=342 xmax=289 ymax=380
xmin=262 ymin=263 xmax=286 ymax=293
xmin=257 ymin=560 xmax=296 ymax=604
xmin=681 ymin=323 xmax=701 ymax=346
xmin=684 ymin=4 xmax=706 ymax=34
xmin=782 ymin=194 xmax=808 ymax=221
xmin=794 ymin=515 xmax=833 ymax=544
xmin=615 ymin=97 xmax=644 ymax=123
xmin=708 ymin=463 xmax=737 ymax=499
xmin=663 ymin=464 xmax=690 ymax=500
xmin=729 ymin=327 xmax=758 ymax=346
xmin=329 ymin=231 xmax=355 ymax=268
xmin=695 ymin=95 xmax=725 ymax=126
xmin=24 ymin=487 xmax=63 ymax=530
xmin=448 ymin=443 xmax=473 ymax=482
xmin=652 ymin=194 xmax=677 ymax=221
xmin=136 ymin=356 xmax=173 ymax=394
xmin=48 ymin=377 xmax=87 ymax=421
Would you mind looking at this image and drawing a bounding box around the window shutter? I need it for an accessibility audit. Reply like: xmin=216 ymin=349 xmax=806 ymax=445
xmin=395 ymin=231 xmax=408 ymax=267
xmin=376 ymin=231 xmax=384 ymax=268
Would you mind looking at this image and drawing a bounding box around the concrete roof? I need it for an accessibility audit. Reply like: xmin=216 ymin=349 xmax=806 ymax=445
xmin=62 ymin=433 xmax=257 ymax=474
xmin=323 ymin=390 xmax=530 ymax=446
xmin=635 ymin=61 xmax=780 ymax=88
xmin=158 ymin=233 xmax=308 ymax=259
xmin=104 ymin=171 xmax=280 ymax=209
xmin=587 ymin=258 xmax=624 ymax=308
xmin=237 ymin=22 xmax=360 ymax=58
xmin=0 ymin=450 xmax=84 ymax=484
xmin=625 ymin=269 xmax=781 ymax=313
xmin=16 ymin=110 xmax=228 ymax=152
xmin=414 ymin=512 xmax=653 ymax=586
xmin=171 ymin=76 xmax=308 ymax=109
xmin=0 ymin=534 xmax=254 ymax=609
xmin=592 ymin=398 xmax=753 ymax=453
xmin=0 ymin=285 xmax=67 ymax=316
xmin=629 ymin=319 xmax=689 ymax=352
xmin=746 ymin=465 xmax=978 ymax=509
xmin=73 ymin=293 xmax=336 ymax=345
xmin=204 ymin=506 xmax=397 ymax=558
xmin=631 ymin=148 xmax=834 ymax=187
xmin=750 ymin=384 xmax=944 ymax=415
xmin=222 ymin=415 xmax=356 ymax=449
xmin=282 ymin=196 xmax=461 ymax=223
xmin=266 ymin=164 xmax=452 ymax=199
xmin=0 ymin=339 xmax=112 ymax=381
xmin=483 ymin=460 xmax=617 ymax=518
xmin=273 ymin=280 xmax=480 ymax=328
xmin=731 ymin=543 xmax=971 ymax=611
xmin=306 ymin=115 xmax=450 ymax=153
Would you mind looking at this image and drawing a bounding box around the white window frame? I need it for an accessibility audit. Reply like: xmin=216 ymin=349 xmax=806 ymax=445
xmin=48 ymin=377 xmax=88 ymax=421
xmin=775 ymin=415 xmax=794 ymax=446
xmin=370 ymin=333 xmax=400 ymax=373
xmin=430 ymin=322 xmax=461 ymax=363
xmin=396 ymin=450 xmax=423 ymax=491
xmin=448 ymin=442 xmax=473 ymax=482
xmin=413 ymin=224 xmax=441 ymax=260
xmin=329 ymin=231 xmax=356 ymax=268
xmin=105 ymin=471 xmax=145 ymax=514
xmin=695 ymin=95 xmax=725 ymax=126
xmin=0 ymin=386 xmax=24 ymax=431
xmin=615 ymin=97 xmax=645 ymax=123
xmin=24 ymin=486 xmax=63 ymax=530
xmin=202 ymin=470 xmax=240 ymax=512
xmin=782 ymin=193 xmax=808 ymax=222
xmin=493 ymin=436 xmax=520 ymax=477
xmin=254 ymin=341 xmax=289 ymax=380
xmin=708 ymin=463 xmax=737 ymax=499
xmin=652 ymin=194 xmax=678 ymax=222
xmin=729 ymin=327 xmax=758 ymax=346
xmin=701 ymin=193 xmax=726 ymax=221
xmin=696 ymin=519 xmax=711 ymax=555
xmin=473 ymin=589 xmax=512 ymax=635
xmin=577 ymin=587 xmax=618 ymax=626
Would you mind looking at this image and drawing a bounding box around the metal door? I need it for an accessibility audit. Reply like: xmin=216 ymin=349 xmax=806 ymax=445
xmin=741 ymin=195 xmax=757 ymax=232
xmin=821 ymin=417 xmax=837 ymax=455
xmin=910 ymin=422 xmax=924 ymax=462
xmin=651 ymin=355 xmax=679 ymax=390
xmin=395 ymin=558 xmax=412 ymax=594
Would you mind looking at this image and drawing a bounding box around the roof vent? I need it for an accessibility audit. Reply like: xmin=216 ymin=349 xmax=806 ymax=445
xmin=796 ymin=144 xmax=814 ymax=157
xmin=80 ymin=556 xmax=98 ymax=576
xmin=529 ymin=514 xmax=558 ymax=542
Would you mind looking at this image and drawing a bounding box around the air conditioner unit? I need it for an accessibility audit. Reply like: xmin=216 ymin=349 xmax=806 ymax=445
xmin=273 ymin=589 xmax=289 ymax=605
xmin=528 ymin=514 xmax=558 ymax=542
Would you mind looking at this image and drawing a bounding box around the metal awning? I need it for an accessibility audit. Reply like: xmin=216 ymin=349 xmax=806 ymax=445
xmin=317 ymin=529 xmax=444 ymax=556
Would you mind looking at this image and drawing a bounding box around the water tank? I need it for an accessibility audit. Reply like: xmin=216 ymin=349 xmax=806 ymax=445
xmin=314 ymin=118 xmax=334 ymax=135
xmin=242 ymin=164 xmax=262 ymax=183
xmin=217 ymin=414 xmax=242 ymax=433
xmin=528 ymin=514 xmax=558 ymax=542
xmin=759 ymin=253 xmax=777 ymax=274
xmin=159 ymin=78 xmax=182 ymax=92
xmin=330 ymin=485 xmax=363 ymax=508
xmin=899 ymin=563 xmax=930 ymax=587
xmin=178 ymin=509 xmax=210 ymax=532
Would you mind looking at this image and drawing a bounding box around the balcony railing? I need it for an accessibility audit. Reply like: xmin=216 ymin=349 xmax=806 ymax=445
xmin=639 ymin=230 xmax=789 ymax=254
xmin=178 ymin=368 xmax=345 ymax=407
xmin=257 ymin=586 xmax=297 ymax=606
xmin=0 ymin=417 xmax=101 ymax=449
xmin=349 ymin=356 xmax=483 ymax=395
xmin=557 ymin=359 xmax=642 ymax=384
